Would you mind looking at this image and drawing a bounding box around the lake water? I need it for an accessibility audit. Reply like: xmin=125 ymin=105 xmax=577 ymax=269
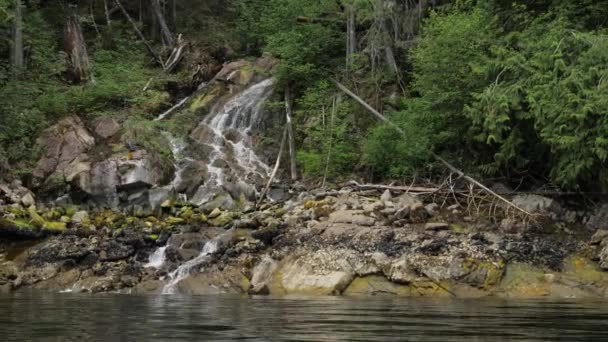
xmin=1 ymin=292 xmax=608 ymax=341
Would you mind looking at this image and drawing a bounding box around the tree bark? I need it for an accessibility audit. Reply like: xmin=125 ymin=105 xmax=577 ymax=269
xmin=114 ymin=0 xmax=165 ymax=67
xmin=345 ymin=5 xmax=356 ymax=72
xmin=11 ymin=0 xmax=24 ymax=74
xmin=64 ymin=15 xmax=91 ymax=83
xmin=151 ymin=0 xmax=173 ymax=46
xmin=284 ymin=85 xmax=298 ymax=181
xmin=103 ymin=0 xmax=111 ymax=26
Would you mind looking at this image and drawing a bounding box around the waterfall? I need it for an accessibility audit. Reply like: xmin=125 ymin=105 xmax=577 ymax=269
xmin=190 ymin=78 xmax=275 ymax=205
xmin=161 ymin=237 xmax=221 ymax=294
xmin=144 ymin=245 xmax=168 ymax=269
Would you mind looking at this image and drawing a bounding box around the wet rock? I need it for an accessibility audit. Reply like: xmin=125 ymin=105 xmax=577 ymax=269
xmin=279 ymin=259 xmax=354 ymax=295
xmin=99 ymin=241 xmax=135 ymax=262
xmin=249 ymin=257 xmax=278 ymax=295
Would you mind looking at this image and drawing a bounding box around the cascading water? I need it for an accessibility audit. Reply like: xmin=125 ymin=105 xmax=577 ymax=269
xmin=190 ymin=78 xmax=275 ymax=205
xmin=144 ymin=245 xmax=167 ymax=269
xmin=161 ymin=237 xmax=221 ymax=294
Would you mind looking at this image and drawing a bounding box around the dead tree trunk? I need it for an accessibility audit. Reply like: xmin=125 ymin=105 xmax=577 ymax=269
xmin=151 ymin=0 xmax=173 ymax=46
xmin=114 ymin=0 xmax=165 ymax=67
xmin=64 ymin=15 xmax=91 ymax=83
xmin=285 ymin=85 xmax=298 ymax=181
xmin=345 ymin=5 xmax=356 ymax=72
xmin=103 ymin=0 xmax=112 ymax=26
xmin=11 ymin=0 xmax=24 ymax=74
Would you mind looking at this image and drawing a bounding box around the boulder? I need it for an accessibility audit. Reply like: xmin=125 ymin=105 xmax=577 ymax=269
xmin=328 ymin=210 xmax=375 ymax=226
xmin=93 ymin=117 xmax=121 ymax=139
xmin=71 ymin=211 xmax=89 ymax=226
xmin=279 ymin=259 xmax=354 ymax=295
xmin=32 ymin=116 xmax=95 ymax=183
xmin=587 ymin=204 xmax=608 ymax=231
xmin=249 ymin=257 xmax=278 ymax=295
xmin=512 ymin=194 xmax=561 ymax=215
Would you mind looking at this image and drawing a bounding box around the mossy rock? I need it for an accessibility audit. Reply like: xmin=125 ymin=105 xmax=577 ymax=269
xmin=166 ymin=216 xmax=185 ymax=225
xmin=28 ymin=207 xmax=46 ymax=229
xmin=190 ymin=84 xmax=224 ymax=113
xmin=210 ymin=212 xmax=237 ymax=227
xmin=344 ymin=276 xmax=411 ymax=296
xmin=43 ymin=221 xmax=67 ymax=231
xmin=178 ymin=207 xmax=195 ymax=220
xmin=304 ymin=199 xmax=334 ymax=210
xmin=562 ymin=256 xmax=608 ymax=284
xmin=5 ymin=206 xmax=26 ymax=218
xmin=0 ymin=218 xmax=35 ymax=231
xmin=42 ymin=209 xmax=62 ymax=221
xmin=498 ymin=263 xmax=551 ymax=298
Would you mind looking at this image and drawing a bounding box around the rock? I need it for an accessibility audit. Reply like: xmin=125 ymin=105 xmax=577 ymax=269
xmin=380 ymin=190 xmax=392 ymax=203
xmin=425 ymin=203 xmax=439 ymax=216
xmin=32 ymin=116 xmax=95 ymax=184
xmin=590 ymin=230 xmax=608 ymax=245
xmin=20 ymin=192 xmax=36 ymax=207
xmin=71 ymin=211 xmax=90 ymax=226
xmin=328 ymin=210 xmax=375 ymax=226
xmin=208 ymin=208 xmax=222 ymax=219
xmin=93 ymin=117 xmax=121 ymax=139
xmin=394 ymin=193 xmax=426 ymax=222
xmin=148 ymin=187 xmax=175 ymax=209
xmin=267 ymin=186 xmax=290 ymax=202
xmin=249 ymin=257 xmax=278 ymax=295
xmin=224 ymin=181 xmax=257 ymax=202
xmin=251 ymin=227 xmax=280 ymax=245
xmin=425 ymin=222 xmax=449 ymax=232
xmin=279 ymin=259 xmax=354 ymax=295
xmin=587 ymin=204 xmax=608 ymax=231
xmin=512 ymin=194 xmax=561 ymax=215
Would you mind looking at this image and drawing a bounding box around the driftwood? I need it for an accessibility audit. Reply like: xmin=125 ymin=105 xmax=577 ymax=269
xmin=345 ymin=180 xmax=439 ymax=193
xmin=332 ymin=79 xmax=532 ymax=216
xmin=114 ymin=0 xmax=165 ymax=68
xmin=258 ymin=127 xmax=288 ymax=207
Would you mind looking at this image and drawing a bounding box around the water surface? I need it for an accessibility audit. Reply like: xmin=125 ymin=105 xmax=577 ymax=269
xmin=1 ymin=292 xmax=607 ymax=341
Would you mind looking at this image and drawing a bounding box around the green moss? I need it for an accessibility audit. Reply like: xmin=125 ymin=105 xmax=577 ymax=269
xmin=28 ymin=207 xmax=46 ymax=229
xmin=148 ymin=234 xmax=159 ymax=241
xmin=166 ymin=216 xmax=185 ymax=225
xmin=44 ymin=221 xmax=67 ymax=231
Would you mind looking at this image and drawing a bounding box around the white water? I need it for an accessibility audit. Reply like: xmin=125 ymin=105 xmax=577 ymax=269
xmin=152 ymin=78 xmax=275 ymax=206
xmin=144 ymin=246 xmax=167 ymax=269
xmin=161 ymin=239 xmax=220 ymax=294
xmin=190 ymin=78 xmax=275 ymax=205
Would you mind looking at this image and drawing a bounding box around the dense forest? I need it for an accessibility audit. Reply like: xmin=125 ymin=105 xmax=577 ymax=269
xmin=1 ymin=0 xmax=607 ymax=191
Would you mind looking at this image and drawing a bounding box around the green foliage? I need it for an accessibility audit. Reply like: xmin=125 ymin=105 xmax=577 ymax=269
xmin=239 ymin=0 xmax=343 ymax=86
xmin=294 ymin=81 xmax=359 ymax=180
xmin=363 ymin=100 xmax=434 ymax=178
xmin=395 ymin=3 xmax=608 ymax=187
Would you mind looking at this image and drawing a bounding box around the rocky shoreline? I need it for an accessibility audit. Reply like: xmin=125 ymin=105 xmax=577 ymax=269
xmin=2 ymin=181 xmax=608 ymax=299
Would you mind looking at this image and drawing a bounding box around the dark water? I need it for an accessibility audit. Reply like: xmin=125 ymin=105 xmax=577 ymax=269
xmin=2 ymin=293 xmax=608 ymax=341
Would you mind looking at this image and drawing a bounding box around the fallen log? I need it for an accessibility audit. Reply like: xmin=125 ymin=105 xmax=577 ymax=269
xmin=345 ymin=180 xmax=439 ymax=193
xmin=332 ymin=79 xmax=532 ymax=216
